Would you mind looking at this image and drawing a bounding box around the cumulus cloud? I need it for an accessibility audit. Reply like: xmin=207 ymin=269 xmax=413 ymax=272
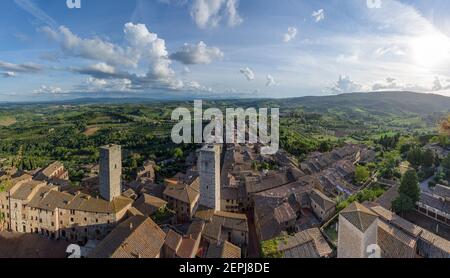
xmin=240 ymin=67 xmax=255 ymax=81
xmin=266 ymin=75 xmax=276 ymax=87
xmin=33 ymin=85 xmax=63 ymax=94
xmin=190 ymin=0 xmax=243 ymax=29
xmin=328 ymin=75 xmax=363 ymax=94
xmin=170 ymin=41 xmax=224 ymax=65
xmin=40 ymin=23 xmax=210 ymax=92
xmin=283 ymin=27 xmax=298 ymax=43
xmin=312 ymin=9 xmax=325 ymax=23
xmin=371 ymin=77 xmax=450 ymax=93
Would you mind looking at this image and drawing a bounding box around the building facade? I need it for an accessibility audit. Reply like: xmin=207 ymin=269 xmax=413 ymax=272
xmin=199 ymin=144 xmax=221 ymax=211
xmin=99 ymin=144 xmax=122 ymax=202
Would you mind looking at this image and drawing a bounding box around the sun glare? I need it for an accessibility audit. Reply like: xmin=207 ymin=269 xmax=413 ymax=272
xmin=411 ymin=32 xmax=450 ymax=69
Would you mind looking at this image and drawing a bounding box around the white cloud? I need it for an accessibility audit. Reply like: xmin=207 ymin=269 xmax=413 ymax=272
xmin=83 ymin=77 xmax=133 ymax=92
xmin=33 ymin=85 xmax=63 ymax=94
xmin=312 ymin=9 xmax=325 ymax=23
xmin=2 ymin=72 xmax=16 ymax=78
xmin=370 ymin=76 xmax=450 ymax=93
xmin=240 ymin=67 xmax=255 ymax=81
xmin=41 ymin=23 xmax=207 ymax=92
xmin=283 ymin=27 xmax=298 ymax=43
xmin=225 ymin=0 xmax=243 ymax=27
xmin=190 ymin=0 xmax=243 ymax=29
xmin=170 ymin=41 xmax=224 ymax=65
xmin=328 ymin=75 xmax=363 ymax=94
xmin=266 ymin=75 xmax=276 ymax=87
xmin=375 ymin=45 xmax=406 ymax=56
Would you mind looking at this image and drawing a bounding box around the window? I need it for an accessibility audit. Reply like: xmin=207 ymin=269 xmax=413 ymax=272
xmin=51 ymin=222 xmax=54 ymax=227
xmin=39 ymin=218 xmax=42 ymax=223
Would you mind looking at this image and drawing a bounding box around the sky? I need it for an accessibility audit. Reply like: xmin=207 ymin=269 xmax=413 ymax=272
xmin=1 ymin=0 xmax=450 ymax=102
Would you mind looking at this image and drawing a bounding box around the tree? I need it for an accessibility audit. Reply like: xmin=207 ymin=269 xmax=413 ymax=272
xmin=355 ymin=165 xmax=370 ymax=184
xmin=392 ymin=194 xmax=414 ymax=215
xmin=443 ymin=155 xmax=450 ymax=170
xmin=398 ymin=170 xmax=420 ymax=204
xmin=173 ymin=148 xmax=184 ymax=159
xmin=442 ymin=155 xmax=450 ymax=178
xmin=422 ymin=149 xmax=435 ymax=168
xmin=407 ymin=147 xmax=423 ymax=167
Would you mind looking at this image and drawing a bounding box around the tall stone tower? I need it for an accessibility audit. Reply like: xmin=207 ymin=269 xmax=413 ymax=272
xmin=198 ymin=144 xmax=221 ymax=211
xmin=337 ymin=202 xmax=378 ymax=258
xmin=99 ymin=144 xmax=122 ymax=202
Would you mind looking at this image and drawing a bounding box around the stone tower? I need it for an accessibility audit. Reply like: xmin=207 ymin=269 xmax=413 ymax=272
xmin=337 ymin=202 xmax=378 ymax=258
xmin=198 ymin=144 xmax=221 ymax=211
xmin=99 ymin=144 xmax=122 ymax=202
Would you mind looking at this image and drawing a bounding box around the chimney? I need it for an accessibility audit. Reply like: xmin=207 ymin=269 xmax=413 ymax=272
xmin=129 ymin=222 xmax=133 ymax=230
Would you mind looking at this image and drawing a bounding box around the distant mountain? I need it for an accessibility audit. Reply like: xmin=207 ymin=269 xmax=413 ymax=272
xmin=1 ymin=92 xmax=449 ymax=117
xmin=270 ymin=91 xmax=450 ymax=116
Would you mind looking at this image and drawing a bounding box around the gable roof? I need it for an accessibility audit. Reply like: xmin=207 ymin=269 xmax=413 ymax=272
xmin=309 ymin=189 xmax=336 ymax=212
xmin=163 ymin=177 xmax=200 ymax=205
xmin=89 ymin=216 xmax=165 ymax=258
xmin=340 ymin=202 xmax=378 ymax=233
xmin=434 ymin=184 xmax=450 ymax=199
xmin=133 ymin=193 xmax=167 ymax=216
xmin=206 ymin=241 xmax=241 ymax=258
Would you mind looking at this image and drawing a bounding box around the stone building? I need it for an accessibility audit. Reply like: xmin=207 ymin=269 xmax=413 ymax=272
xmin=337 ymin=202 xmax=378 ymax=258
xmin=196 ymin=209 xmax=249 ymax=254
xmin=163 ymin=174 xmax=200 ymax=223
xmin=309 ymin=189 xmax=336 ymax=222
xmin=0 ymin=145 xmax=133 ymax=244
xmin=199 ymin=144 xmax=221 ymax=211
xmin=99 ymin=144 xmax=122 ymax=202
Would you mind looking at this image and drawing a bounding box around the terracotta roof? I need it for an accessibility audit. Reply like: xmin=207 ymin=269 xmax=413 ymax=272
xmin=309 ymin=189 xmax=336 ymax=212
xmin=133 ymin=193 xmax=167 ymax=216
xmin=65 ymin=193 xmax=132 ymax=214
xmin=206 ymin=241 xmax=241 ymax=258
xmin=377 ymin=220 xmax=416 ymax=258
xmin=203 ymin=211 xmax=248 ymax=241
xmin=164 ymin=229 xmax=182 ymax=252
xmin=304 ymin=228 xmax=333 ymax=257
xmin=10 ymin=174 xmax=32 ymax=186
xmin=368 ymin=205 xmax=422 ymax=237
xmin=163 ymin=177 xmax=199 ymax=205
xmin=340 ymin=202 xmax=378 ymax=232
xmin=276 ymin=232 xmax=320 ymax=258
xmin=273 ymin=202 xmax=296 ymax=224
xmin=31 ymin=190 xmax=75 ymax=211
xmin=164 ymin=229 xmax=199 ymax=258
xmin=11 ymin=180 xmax=46 ymax=200
xmin=89 ymin=216 xmax=165 ymax=258
xmin=40 ymin=161 xmax=64 ymax=178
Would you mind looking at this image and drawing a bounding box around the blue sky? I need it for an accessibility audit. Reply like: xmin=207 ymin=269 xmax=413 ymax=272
xmin=1 ymin=0 xmax=450 ymax=101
